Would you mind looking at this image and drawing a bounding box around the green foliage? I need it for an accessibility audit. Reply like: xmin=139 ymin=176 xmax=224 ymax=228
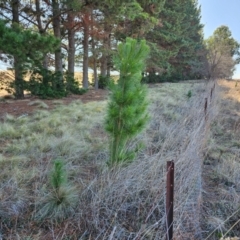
xmin=65 ymin=72 xmax=88 ymax=95
xmin=98 ymin=75 xmax=113 ymax=89
xmin=0 ymin=20 xmax=59 ymax=65
xmin=26 ymin=69 xmax=67 ymax=99
xmin=25 ymin=68 xmax=87 ymax=99
xmin=145 ymin=0 xmax=207 ymax=80
xmin=36 ymin=159 xmax=77 ymax=221
xmin=212 ymin=26 xmax=239 ymax=57
xmin=142 ymin=73 xmax=160 ymax=83
xmin=205 ymin=25 xmax=240 ymax=78
xmin=105 ymin=38 xmax=150 ymax=166
xmin=215 ymin=232 xmax=222 ymax=239
xmin=0 ymin=20 xmax=60 ymax=97
xmin=50 ymin=160 xmax=67 ymax=190
xmin=187 ymin=90 xmax=192 ymax=99
xmin=100 ymin=0 xmax=165 ymax=41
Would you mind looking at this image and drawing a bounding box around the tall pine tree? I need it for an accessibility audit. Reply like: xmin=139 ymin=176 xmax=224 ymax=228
xmin=146 ymin=0 xmax=207 ymax=81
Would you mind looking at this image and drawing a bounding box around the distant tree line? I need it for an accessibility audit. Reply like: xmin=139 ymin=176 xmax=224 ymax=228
xmin=0 ymin=0 xmax=239 ymax=99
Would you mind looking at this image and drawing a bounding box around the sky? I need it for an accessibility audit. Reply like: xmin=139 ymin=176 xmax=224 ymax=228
xmin=198 ymin=0 xmax=240 ymax=79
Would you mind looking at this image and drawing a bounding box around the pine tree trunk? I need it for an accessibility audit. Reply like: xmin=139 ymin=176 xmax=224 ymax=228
xmin=93 ymin=49 xmax=98 ymax=89
xmin=100 ymin=55 xmax=107 ymax=77
xmin=107 ymin=63 xmax=110 ymax=77
xmin=52 ymin=0 xmax=63 ymax=84
xmin=35 ymin=0 xmax=48 ymax=70
xmin=12 ymin=0 xmax=24 ymax=99
xmin=100 ymin=33 xmax=107 ymax=77
xmin=107 ymin=33 xmax=111 ymax=77
xmin=42 ymin=55 xmax=48 ymax=69
xmin=67 ymin=12 xmax=75 ymax=79
xmin=91 ymin=10 xmax=98 ymax=89
xmin=101 ymin=23 xmax=111 ymax=77
xmin=13 ymin=57 xmax=24 ymax=99
xmin=82 ymin=13 xmax=89 ymax=89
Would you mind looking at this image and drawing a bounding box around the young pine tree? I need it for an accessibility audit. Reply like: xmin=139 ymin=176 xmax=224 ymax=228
xmin=0 ymin=20 xmax=60 ymax=98
xmin=105 ymin=37 xmax=150 ymax=166
xmin=36 ymin=159 xmax=77 ymax=221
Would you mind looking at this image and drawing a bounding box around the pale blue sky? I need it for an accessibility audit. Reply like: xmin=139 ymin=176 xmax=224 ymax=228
xmin=198 ymin=0 xmax=240 ymax=79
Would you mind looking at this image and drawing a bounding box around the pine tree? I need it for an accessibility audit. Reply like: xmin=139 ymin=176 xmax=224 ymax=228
xmin=95 ymin=0 xmax=165 ymax=79
xmin=0 ymin=20 xmax=59 ymax=97
xmin=170 ymin=0 xmax=207 ymax=80
xmin=105 ymin=38 xmax=149 ymax=166
xmin=36 ymin=159 xmax=77 ymax=221
xmin=146 ymin=0 xmax=207 ymax=81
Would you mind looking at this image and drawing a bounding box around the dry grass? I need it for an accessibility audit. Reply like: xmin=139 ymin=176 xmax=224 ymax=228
xmin=28 ymin=100 xmax=49 ymax=109
xmin=202 ymin=79 xmax=240 ymax=240
xmin=2 ymin=80 xmax=236 ymax=239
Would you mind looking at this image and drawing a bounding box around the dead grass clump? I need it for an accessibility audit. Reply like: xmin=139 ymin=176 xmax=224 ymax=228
xmin=28 ymin=100 xmax=49 ymax=109
xmin=52 ymin=99 xmax=64 ymax=105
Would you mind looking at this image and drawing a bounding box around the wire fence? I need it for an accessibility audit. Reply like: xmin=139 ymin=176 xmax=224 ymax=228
xmin=81 ymin=81 xmax=217 ymax=240
xmin=165 ymin=81 xmax=216 ymax=240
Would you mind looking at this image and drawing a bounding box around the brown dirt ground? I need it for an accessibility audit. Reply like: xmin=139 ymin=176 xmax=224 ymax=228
xmin=0 ymin=89 xmax=108 ymax=120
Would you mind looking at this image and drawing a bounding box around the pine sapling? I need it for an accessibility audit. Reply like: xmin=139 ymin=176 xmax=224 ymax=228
xmin=105 ymin=38 xmax=150 ymax=166
xmin=51 ymin=159 xmax=67 ymax=192
xmin=187 ymin=90 xmax=192 ymax=99
xmin=36 ymin=159 xmax=77 ymax=221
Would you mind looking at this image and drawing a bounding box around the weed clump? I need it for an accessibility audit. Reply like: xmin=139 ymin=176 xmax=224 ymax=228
xmin=187 ymin=90 xmax=192 ymax=98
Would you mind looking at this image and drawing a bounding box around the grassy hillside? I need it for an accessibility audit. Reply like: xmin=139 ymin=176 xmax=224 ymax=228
xmin=0 ymin=80 xmax=239 ymax=239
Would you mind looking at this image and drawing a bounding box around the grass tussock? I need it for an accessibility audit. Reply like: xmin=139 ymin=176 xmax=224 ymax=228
xmin=1 ymin=80 xmax=232 ymax=239
xmin=28 ymin=100 xmax=49 ymax=109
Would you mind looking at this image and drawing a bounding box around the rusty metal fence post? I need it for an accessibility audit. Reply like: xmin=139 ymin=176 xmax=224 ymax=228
xmin=166 ymin=161 xmax=174 ymax=240
xmin=204 ymin=97 xmax=208 ymax=119
xmin=210 ymin=88 xmax=213 ymax=101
